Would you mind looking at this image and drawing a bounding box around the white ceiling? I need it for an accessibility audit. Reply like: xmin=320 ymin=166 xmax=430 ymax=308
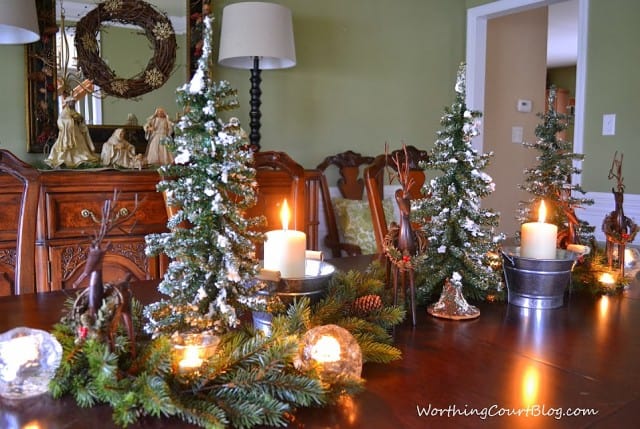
xmin=547 ymin=0 xmax=578 ymax=68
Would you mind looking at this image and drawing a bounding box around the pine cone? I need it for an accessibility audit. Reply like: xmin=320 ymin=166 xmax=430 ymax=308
xmin=352 ymin=294 xmax=383 ymax=316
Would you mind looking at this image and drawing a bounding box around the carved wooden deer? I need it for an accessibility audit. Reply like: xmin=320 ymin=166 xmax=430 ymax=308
xmin=71 ymin=190 xmax=139 ymax=356
xmin=385 ymin=145 xmax=428 ymax=326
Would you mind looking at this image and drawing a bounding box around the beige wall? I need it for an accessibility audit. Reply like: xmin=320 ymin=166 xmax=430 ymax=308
xmin=482 ymin=7 xmax=548 ymax=236
xmin=0 ymin=0 xmax=467 ymax=170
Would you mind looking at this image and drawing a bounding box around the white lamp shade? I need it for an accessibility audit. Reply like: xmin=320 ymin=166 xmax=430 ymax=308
xmin=0 ymin=0 xmax=40 ymax=44
xmin=218 ymin=2 xmax=296 ymax=70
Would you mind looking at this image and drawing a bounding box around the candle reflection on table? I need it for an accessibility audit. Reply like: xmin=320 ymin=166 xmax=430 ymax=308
xmin=521 ymin=365 xmax=540 ymax=407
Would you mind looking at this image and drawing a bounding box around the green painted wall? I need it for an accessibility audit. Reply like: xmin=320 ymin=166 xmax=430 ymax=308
xmin=547 ymin=66 xmax=576 ymax=97
xmin=1 ymin=0 xmax=465 ymax=169
xmin=582 ymin=0 xmax=640 ymax=193
xmin=1 ymin=0 xmax=638 ymax=195
xmin=210 ymin=0 xmax=466 ymax=168
xmin=99 ymin=28 xmax=187 ymax=125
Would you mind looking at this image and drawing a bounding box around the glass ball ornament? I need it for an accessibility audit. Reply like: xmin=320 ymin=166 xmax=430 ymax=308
xmin=295 ymin=324 xmax=362 ymax=382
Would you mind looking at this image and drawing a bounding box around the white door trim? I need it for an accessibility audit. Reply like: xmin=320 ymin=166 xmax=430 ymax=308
xmin=465 ymin=0 xmax=589 ymax=186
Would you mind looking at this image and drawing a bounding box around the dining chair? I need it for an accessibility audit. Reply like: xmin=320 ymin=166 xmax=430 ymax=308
xmin=364 ymin=145 xmax=429 ymax=255
xmin=0 ymin=150 xmax=41 ymax=295
xmin=248 ymin=151 xmax=307 ymax=258
xmin=316 ymin=150 xmax=375 ymax=257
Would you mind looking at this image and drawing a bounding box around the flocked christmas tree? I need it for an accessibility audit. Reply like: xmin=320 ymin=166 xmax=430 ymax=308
xmin=413 ymin=63 xmax=504 ymax=303
xmin=49 ymin=15 xmax=406 ymax=428
xmin=517 ymin=86 xmax=594 ymax=246
xmin=144 ymin=16 xmax=266 ymax=337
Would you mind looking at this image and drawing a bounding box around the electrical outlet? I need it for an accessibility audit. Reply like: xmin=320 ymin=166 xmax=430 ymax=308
xmin=511 ymin=126 xmax=523 ymax=143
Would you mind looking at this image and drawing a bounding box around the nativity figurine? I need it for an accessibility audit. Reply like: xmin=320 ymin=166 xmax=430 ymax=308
xmin=100 ymin=128 xmax=143 ymax=169
xmin=143 ymin=107 xmax=174 ymax=166
xmin=45 ymin=97 xmax=100 ymax=168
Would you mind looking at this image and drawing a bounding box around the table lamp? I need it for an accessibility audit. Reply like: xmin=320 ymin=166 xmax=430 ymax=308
xmin=0 ymin=0 xmax=40 ymax=44
xmin=218 ymin=1 xmax=296 ymax=151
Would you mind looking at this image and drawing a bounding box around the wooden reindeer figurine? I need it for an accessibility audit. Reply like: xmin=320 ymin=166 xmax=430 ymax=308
xmin=384 ymin=145 xmax=428 ymax=326
xmin=71 ymin=190 xmax=139 ymax=356
xmin=602 ymin=152 xmax=638 ymax=278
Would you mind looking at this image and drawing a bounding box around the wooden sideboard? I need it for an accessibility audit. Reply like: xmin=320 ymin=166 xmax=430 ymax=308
xmin=35 ymin=169 xmax=169 ymax=292
xmin=1 ymin=166 xmax=321 ymax=296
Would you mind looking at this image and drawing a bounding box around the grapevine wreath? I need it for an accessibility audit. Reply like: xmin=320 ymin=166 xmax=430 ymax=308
xmin=74 ymin=0 xmax=177 ymax=98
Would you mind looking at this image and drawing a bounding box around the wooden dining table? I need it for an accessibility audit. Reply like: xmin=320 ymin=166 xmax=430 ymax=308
xmin=1 ymin=255 xmax=639 ymax=428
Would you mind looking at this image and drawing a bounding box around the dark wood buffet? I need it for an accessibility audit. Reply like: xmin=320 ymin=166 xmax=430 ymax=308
xmin=0 ymin=168 xmax=169 ymax=295
xmin=34 ymin=169 xmax=170 ymax=292
xmin=1 ymin=161 xmax=321 ymax=296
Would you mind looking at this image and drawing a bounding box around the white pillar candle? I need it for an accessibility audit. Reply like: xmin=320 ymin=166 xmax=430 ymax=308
xmin=520 ymin=200 xmax=558 ymax=259
xmin=263 ymin=199 xmax=306 ymax=278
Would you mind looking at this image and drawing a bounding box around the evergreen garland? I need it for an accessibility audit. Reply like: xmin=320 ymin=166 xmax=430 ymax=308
xmin=517 ymin=86 xmax=594 ymax=245
xmin=412 ymin=63 xmax=504 ymax=302
xmin=49 ymin=14 xmax=405 ymax=429
xmin=50 ymin=264 xmax=404 ymax=428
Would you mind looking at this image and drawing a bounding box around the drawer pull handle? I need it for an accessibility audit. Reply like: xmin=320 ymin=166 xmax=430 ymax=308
xmin=81 ymin=207 xmax=130 ymax=224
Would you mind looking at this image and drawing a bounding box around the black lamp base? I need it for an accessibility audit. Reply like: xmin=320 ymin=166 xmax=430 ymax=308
xmin=249 ymin=56 xmax=262 ymax=151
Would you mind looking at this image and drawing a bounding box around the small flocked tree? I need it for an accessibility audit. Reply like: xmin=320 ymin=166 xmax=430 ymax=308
xmin=413 ymin=63 xmax=504 ymax=302
xmin=517 ymin=86 xmax=594 ymax=246
xmin=144 ymin=16 xmax=265 ymax=336
xmin=50 ymin=16 xmax=406 ymax=428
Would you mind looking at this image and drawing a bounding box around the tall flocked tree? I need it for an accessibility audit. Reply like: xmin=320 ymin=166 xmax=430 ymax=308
xmin=144 ymin=16 xmax=265 ymax=336
xmin=413 ymin=63 xmax=504 ymax=302
xmin=517 ymin=86 xmax=594 ymax=246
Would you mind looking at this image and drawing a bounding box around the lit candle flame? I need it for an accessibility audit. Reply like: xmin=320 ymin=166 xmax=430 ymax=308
xmin=178 ymin=345 xmax=203 ymax=371
xmin=280 ymin=199 xmax=290 ymax=231
xmin=599 ymin=272 xmax=616 ymax=286
xmin=538 ymin=200 xmax=547 ymax=223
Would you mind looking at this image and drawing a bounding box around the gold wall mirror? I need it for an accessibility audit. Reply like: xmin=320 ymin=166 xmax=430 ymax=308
xmin=26 ymin=0 xmax=210 ymax=154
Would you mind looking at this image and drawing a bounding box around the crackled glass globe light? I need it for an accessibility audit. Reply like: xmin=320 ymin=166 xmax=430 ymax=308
xmin=296 ymin=324 xmax=362 ymax=382
xmin=0 ymin=327 xmax=62 ymax=399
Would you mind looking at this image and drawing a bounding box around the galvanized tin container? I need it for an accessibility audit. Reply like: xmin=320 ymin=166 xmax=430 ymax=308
xmin=252 ymin=260 xmax=336 ymax=335
xmin=501 ymin=246 xmax=577 ymax=309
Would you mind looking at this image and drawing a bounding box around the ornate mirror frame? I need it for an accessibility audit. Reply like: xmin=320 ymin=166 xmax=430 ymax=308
xmin=25 ymin=0 xmax=207 ymax=153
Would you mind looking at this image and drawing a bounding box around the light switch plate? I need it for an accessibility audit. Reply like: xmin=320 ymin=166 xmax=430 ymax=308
xmin=602 ymin=114 xmax=616 ymax=136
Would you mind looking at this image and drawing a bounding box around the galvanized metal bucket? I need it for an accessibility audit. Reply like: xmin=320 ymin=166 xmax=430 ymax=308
xmin=501 ymin=246 xmax=577 ymax=309
xmin=252 ymin=260 xmax=336 ymax=335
